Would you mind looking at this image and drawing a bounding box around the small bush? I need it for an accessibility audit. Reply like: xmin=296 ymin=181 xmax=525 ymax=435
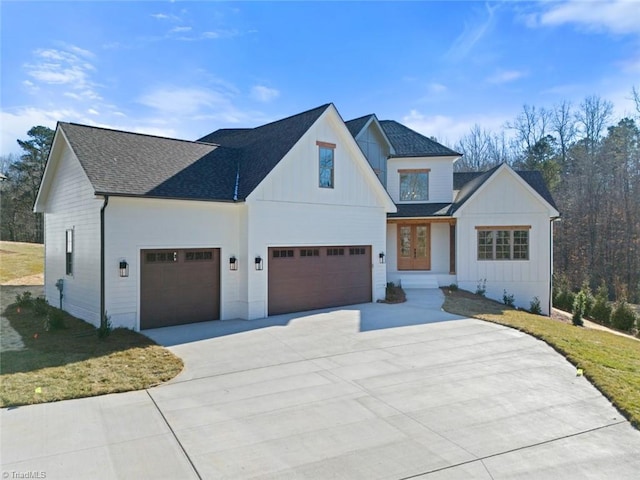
xmin=579 ymin=282 xmax=595 ymax=318
xmin=15 ymin=291 xmax=34 ymax=308
xmin=475 ymin=279 xmax=487 ymax=297
xmin=611 ymin=301 xmax=637 ymax=333
xmin=385 ymin=282 xmax=406 ymax=304
xmin=448 ymin=283 xmax=458 ymax=291
xmin=503 ymin=290 xmax=515 ymax=307
xmin=33 ymin=297 xmax=49 ymax=317
xmin=590 ymin=283 xmax=612 ymax=325
xmin=45 ymin=307 xmax=66 ymax=331
xmin=97 ymin=312 xmax=113 ymax=338
xmin=554 ymin=290 xmax=575 ymax=313
xmin=529 ymin=297 xmax=542 ymax=315
xmin=572 ymin=291 xmax=586 ymax=326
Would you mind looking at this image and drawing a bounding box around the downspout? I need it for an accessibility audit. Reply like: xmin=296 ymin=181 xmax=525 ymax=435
xmin=549 ymin=216 xmax=560 ymax=316
xmin=100 ymin=195 xmax=109 ymax=328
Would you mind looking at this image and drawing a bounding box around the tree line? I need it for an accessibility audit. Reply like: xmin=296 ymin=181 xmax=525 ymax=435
xmin=453 ymin=88 xmax=640 ymax=303
xmin=1 ymin=126 xmax=54 ymax=244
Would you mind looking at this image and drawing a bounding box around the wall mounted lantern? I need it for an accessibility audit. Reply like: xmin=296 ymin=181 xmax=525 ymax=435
xmin=379 ymin=252 xmax=385 ymax=264
xmin=119 ymin=260 xmax=129 ymax=277
xmin=229 ymin=256 xmax=238 ymax=271
xmin=255 ymin=256 xmax=263 ymax=271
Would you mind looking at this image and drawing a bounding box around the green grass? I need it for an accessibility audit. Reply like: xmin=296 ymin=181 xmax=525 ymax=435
xmin=442 ymin=288 xmax=640 ymax=429
xmin=0 ymin=241 xmax=44 ymax=283
xmin=1 ymin=299 xmax=183 ymax=407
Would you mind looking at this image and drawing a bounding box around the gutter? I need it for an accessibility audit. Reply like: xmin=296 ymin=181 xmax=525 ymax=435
xmin=100 ymin=195 xmax=109 ymax=328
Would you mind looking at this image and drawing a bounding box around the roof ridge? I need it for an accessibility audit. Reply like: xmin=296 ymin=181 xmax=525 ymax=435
xmin=251 ymin=103 xmax=332 ymax=131
xmin=60 ymin=122 xmax=218 ymax=147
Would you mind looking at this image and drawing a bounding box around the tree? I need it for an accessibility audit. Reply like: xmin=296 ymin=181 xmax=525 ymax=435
xmin=0 ymin=126 xmax=54 ymax=243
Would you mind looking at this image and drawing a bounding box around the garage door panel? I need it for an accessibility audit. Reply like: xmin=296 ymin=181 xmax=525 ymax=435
xmin=140 ymin=248 xmax=220 ymax=329
xmin=268 ymin=246 xmax=372 ymax=316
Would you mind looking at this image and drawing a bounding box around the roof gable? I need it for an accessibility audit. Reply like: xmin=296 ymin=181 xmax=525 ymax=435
xmin=452 ymin=163 xmax=559 ymax=216
xmin=379 ymin=120 xmax=460 ymax=158
xmin=199 ymin=104 xmax=331 ymax=199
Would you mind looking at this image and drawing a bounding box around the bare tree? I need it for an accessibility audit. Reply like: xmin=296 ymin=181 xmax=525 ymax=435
xmin=551 ymin=101 xmax=577 ymax=167
xmin=508 ymin=104 xmax=551 ymax=155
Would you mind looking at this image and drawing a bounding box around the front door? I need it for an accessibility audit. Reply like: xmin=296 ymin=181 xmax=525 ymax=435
xmin=397 ymin=224 xmax=431 ymax=270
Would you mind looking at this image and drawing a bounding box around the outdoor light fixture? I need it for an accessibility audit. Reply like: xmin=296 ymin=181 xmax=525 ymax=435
xmin=119 ymin=260 xmax=129 ymax=277
xmin=255 ymin=256 xmax=263 ymax=271
xmin=229 ymin=256 xmax=238 ymax=271
xmin=379 ymin=252 xmax=385 ymax=264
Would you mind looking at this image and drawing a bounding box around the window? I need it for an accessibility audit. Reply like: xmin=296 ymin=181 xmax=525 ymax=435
xmin=399 ymin=169 xmax=429 ymax=201
xmin=477 ymin=227 xmax=529 ymax=260
xmin=65 ymin=229 xmax=73 ymax=275
xmin=327 ymin=248 xmax=344 ymax=256
xmin=317 ymin=141 xmax=335 ymax=188
xmin=300 ymin=249 xmax=320 ymax=257
xmin=272 ymin=249 xmax=294 ymax=258
xmin=185 ymin=251 xmax=213 ymax=261
xmin=146 ymin=251 xmax=178 ymax=263
xmin=349 ymin=247 xmax=366 ymax=255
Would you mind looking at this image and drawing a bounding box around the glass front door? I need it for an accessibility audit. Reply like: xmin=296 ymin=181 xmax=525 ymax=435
xmin=397 ymin=224 xmax=430 ymax=270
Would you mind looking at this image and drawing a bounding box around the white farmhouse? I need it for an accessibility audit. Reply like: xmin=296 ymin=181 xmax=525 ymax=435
xmin=35 ymin=104 xmax=559 ymax=331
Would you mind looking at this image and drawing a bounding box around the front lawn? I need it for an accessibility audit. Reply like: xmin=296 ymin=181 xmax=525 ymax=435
xmin=1 ymin=294 xmax=183 ymax=407
xmin=442 ymin=288 xmax=640 ymax=428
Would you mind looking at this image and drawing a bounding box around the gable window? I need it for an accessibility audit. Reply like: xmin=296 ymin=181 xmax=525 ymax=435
xmin=65 ymin=229 xmax=74 ymax=275
xmin=317 ymin=141 xmax=336 ymax=188
xmin=399 ymin=169 xmax=429 ymax=201
xmin=477 ymin=226 xmax=530 ymax=260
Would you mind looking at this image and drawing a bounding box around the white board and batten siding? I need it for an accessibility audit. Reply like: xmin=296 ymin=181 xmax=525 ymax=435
xmin=387 ymin=157 xmax=454 ymax=204
xmin=104 ymin=197 xmax=242 ymax=329
xmin=246 ymin=107 xmax=393 ymax=319
xmin=454 ymin=167 xmax=557 ymax=314
xmin=38 ymin=138 xmax=103 ymax=326
xmin=355 ymin=122 xmax=391 ymax=187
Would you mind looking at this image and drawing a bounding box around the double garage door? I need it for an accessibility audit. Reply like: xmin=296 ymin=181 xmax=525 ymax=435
xmin=140 ymin=245 xmax=372 ymax=328
xmin=268 ymin=245 xmax=372 ymax=315
xmin=140 ymin=248 xmax=220 ymax=329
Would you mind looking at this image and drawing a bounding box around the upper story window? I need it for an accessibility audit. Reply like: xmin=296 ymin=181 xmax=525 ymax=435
xmin=399 ymin=169 xmax=429 ymax=201
xmin=317 ymin=141 xmax=336 ymax=188
xmin=477 ymin=226 xmax=530 ymax=260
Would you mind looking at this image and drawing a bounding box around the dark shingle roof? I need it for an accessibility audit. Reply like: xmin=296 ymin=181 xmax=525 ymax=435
xmin=59 ymin=123 xmax=237 ymax=201
xmin=345 ymin=115 xmax=374 ymax=138
xmin=199 ymin=104 xmax=331 ymax=199
xmin=388 ymin=203 xmax=452 ymax=218
xmin=59 ymin=104 xmax=331 ymax=201
xmin=379 ymin=120 xmax=460 ymax=158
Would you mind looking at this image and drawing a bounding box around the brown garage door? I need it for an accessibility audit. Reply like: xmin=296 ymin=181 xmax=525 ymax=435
xmin=140 ymin=248 xmax=220 ymax=329
xmin=268 ymin=246 xmax=372 ymax=316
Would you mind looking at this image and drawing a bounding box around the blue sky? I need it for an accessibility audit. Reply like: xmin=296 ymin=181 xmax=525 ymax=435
xmin=1 ymin=1 xmax=639 ymax=156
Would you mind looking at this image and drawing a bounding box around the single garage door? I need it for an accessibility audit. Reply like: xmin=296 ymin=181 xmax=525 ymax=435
xmin=140 ymin=248 xmax=220 ymax=329
xmin=268 ymin=245 xmax=372 ymax=315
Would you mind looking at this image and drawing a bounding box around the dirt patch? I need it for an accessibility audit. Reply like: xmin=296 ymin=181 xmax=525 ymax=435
xmin=1 ymin=273 xmax=45 ymax=286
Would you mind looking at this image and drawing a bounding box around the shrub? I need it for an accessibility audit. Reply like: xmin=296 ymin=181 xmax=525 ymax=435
xmin=448 ymin=283 xmax=458 ymax=291
xmin=503 ymin=290 xmax=515 ymax=307
xmin=579 ymin=282 xmax=595 ymax=318
xmin=572 ymin=291 xmax=586 ymax=326
xmin=590 ymin=283 xmax=612 ymax=325
xmin=529 ymin=297 xmax=542 ymax=315
xmin=97 ymin=312 xmax=113 ymax=339
xmin=15 ymin=291 xmax=34 ymax=308
xmin=611 ymin=301 xmax=637 ymax=333
xmin=45 ymin=306 xmax=66 ymax=331
xmin=33 ymin=297 xmax=49 ymax=317
xmin=475 ymin=279 xmax=487 ymax=297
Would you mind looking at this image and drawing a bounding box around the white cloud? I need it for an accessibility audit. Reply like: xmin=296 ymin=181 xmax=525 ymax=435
xmin=447 ymin=3 xmax=500 ymax=60
xmin=24 ymin=46 xmax=101 ymax=100
xmin=250 ymin=85 xmax=280 ymax=102
xmin=486 ymin=69 xmax=527 ymax=84
xmin=535 ymin=0 xmax=640 ymax=36
xmin=0 ymin=108 xmax=77 ymax=156
xmin=138 ymin=86 xmax=246 ymax=118
xmin=170 ymin=26 xmax=192 ymax=34
xmin=87 ymin=109 xmax=99 ymax=115
xmin=402 ymin=109 xmax=512 ymax=147
xmin=427 ymin=83 xmax=447 ymax=94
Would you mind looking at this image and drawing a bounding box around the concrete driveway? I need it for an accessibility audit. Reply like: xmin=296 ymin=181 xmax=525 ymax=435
xmin=2 ymin=289 xmax=640 ymax=479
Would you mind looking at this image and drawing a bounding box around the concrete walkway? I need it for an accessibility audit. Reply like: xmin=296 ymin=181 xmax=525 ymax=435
xmin=2 ymin=289 xmax=640 ymax=479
